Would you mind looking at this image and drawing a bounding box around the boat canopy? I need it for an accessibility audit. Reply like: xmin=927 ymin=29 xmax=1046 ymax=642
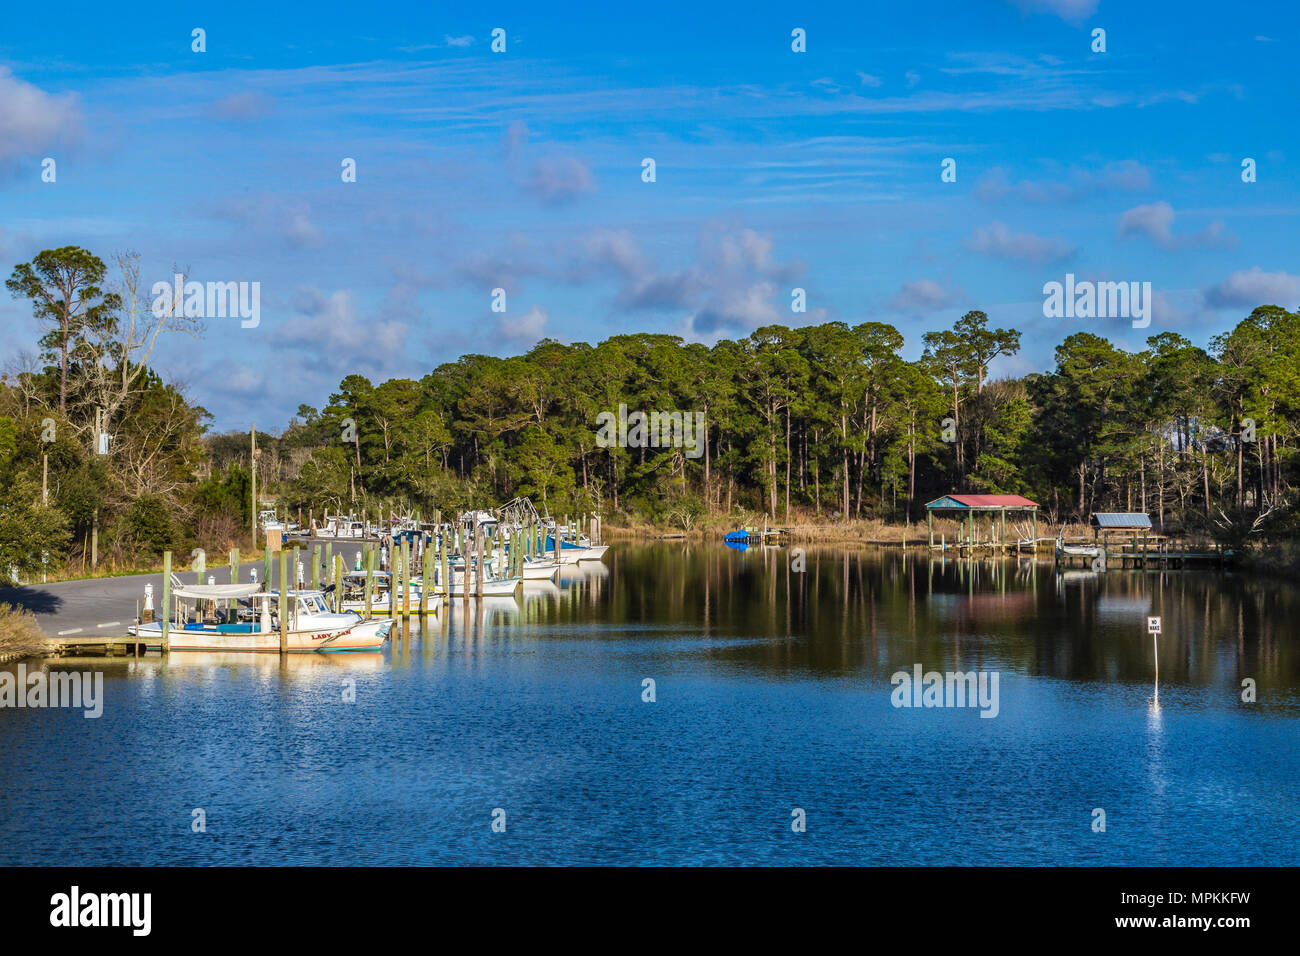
xmin=172 ymin=582 xmax=263 ymax=600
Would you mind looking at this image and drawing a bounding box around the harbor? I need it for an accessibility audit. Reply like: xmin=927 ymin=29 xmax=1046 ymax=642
xmin=4 ymin=541 xmax=1298 ymax=867
xmin=2 ymin=503 xmax=609 ymax=656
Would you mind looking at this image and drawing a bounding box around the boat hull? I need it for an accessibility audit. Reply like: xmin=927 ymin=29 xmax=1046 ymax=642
xmin=340 ymin=592 xmax=441 ymax=616
xmin=521 ymin=560 xmax=560 ymax=580
xmin=128 ymin=618 xmax=391 ymax=652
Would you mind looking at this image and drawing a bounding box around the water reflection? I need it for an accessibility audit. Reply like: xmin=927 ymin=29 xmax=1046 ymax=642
xmin=2 ymin=544 xmax=1297 ymax=867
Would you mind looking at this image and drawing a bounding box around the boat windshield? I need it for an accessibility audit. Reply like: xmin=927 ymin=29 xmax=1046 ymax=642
xmin=299 ymin=594 xmax=328 ymax=613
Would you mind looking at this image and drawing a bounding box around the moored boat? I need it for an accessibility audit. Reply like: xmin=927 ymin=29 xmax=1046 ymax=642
xmin=129 ymin=584 xmax=391 ymax=652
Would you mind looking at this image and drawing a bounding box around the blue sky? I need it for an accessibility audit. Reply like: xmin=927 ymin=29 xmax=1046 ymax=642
xmin=1 ymin=0 xmax=1296 ymax=431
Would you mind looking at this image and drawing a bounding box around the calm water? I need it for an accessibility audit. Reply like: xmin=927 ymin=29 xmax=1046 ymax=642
xmin=2 ymin=543 xmax=1298 ymax=866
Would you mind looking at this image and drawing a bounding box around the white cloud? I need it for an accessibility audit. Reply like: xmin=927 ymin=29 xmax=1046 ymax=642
xmin=1203 ymin=268 xmax=1300 ymax=309
xmin=207 ymin=91 xmax=274 ymax=122
xmin=215 ymin=196 xmax=323 ymax=248
xmin=1117 ymin=201 xmax=1234 ymax=250
xmin=964 ymin=222 xmax=1075 ymax=265
xmin=526 ymin=154 xmax=595 ymax=204
xmin=1008 ymin=0 xmax=1099 ymax=23
xmin=889 ymin=279 xmax=963 ymax=314
xmin=976 ymin=161 xmax=1150 ymax=204
xmin=0 ymin=67 xmax=81 ymax=163
xmin=498 ymin=305 xmax=548 ymax=344
xmin=275 ymin=287 xmax=409 ymax=373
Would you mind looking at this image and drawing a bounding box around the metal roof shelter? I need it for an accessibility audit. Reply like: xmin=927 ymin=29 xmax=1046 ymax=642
xmin=1090 ymin=512 xmax=1153 ymax=531
xmin=924 ymin=494 xmax=1040 ymax=551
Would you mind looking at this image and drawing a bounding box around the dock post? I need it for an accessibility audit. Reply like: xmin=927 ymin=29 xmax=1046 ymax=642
xmin=1000 ymin=510 xmax=1006 ymax=552
xmin=161 ymin=550 xmax=172 ymax=654
xmin=461 ymin=528 xmax=470 ymax=609
xmin=402 ymin=539 xmax=412 ymax=617
xmin=475 ymin=524 xmax=484 ymax=598
xmin=229 ymin=547 xmax=239 ymax=619
xmin=325 ymin=542 xmax=333 ymax=585
xmin=278 ymin=550 xmax=289 ymax=654
xmin=263 ymin=546 xmax=272 ymax=592
xmin=364 ymin=544 xmax=375 ymax=619
xmin=440 ymin=534 xmax=450 ymax=603
xmin=927 ymin=511 xmax=933 ymax=550
xmin=311 ymin=545 xmax=320 ymax=591
xmin=419 ymin=551 xmax=428 ymax=618
xmin=1032 ymin=512 xmax=1038 ymax=553
xmin=333 ymin=554 xmax=344 ymax=613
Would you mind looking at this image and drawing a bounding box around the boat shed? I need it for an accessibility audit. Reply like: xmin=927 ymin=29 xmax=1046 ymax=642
xmin=1090 ymin=512 xmax=1152 ymax=531
xmin=1090 ymin=512 xmax=1154 ymax=544
xmin=924 ymin=494 xmax=1039 ymax=551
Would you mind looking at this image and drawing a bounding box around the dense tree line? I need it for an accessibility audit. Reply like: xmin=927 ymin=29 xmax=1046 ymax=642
xmin=250 ymin=308 xmax=1298 ymax=547
xmin=3 ymin=243 xmax=1298 ymax=580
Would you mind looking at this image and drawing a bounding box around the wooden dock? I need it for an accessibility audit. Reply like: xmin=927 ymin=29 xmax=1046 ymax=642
xmin=47 ymin=635 xmax=152 ymax=657
xmin=1053 ymin=541 xmax=1230 ymax=571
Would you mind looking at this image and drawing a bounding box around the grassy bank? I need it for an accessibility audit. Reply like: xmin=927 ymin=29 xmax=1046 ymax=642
xmin=606 ymin=514 xmax=1068 ymax=545
xmin=0 ymin=604 xmax=56 ymax=663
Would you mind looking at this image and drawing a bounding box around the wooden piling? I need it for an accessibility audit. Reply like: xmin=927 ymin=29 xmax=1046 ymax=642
xmin=475 ymin=524 xmax=484 ymax=597
xmin=440 ymin=532 xmax=450 ymax=602
xmin=333 ymin=554 xmax=344 ymax=613
xmin=161 ymin=550 xmax=172 ymax=653
xmin=402 ymin=539 xmax=411 ymax=616
xmin=364 ymin=544 xmax=375 ymax=619
xmin=278 ymin=550 xmax=289 ymax=654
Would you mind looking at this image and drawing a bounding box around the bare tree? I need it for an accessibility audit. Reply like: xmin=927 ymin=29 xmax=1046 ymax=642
xmin=74 ymin=253 xmax=202 ymax=431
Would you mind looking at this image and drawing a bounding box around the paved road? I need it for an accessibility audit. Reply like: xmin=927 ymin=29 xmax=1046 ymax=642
xmin=0 ymin=538 xmax=376 ymax=638
xmin=0 ymin=535 xmax=506 ymax=638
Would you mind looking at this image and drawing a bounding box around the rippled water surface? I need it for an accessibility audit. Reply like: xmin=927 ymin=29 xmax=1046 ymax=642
xmin=2 ymin=543 xmax=1298 ymax=865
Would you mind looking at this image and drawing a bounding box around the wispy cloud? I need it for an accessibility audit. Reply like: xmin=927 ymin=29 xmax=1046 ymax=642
xmin=1007 ymin=0 xmax=1099 ymax=23
xmin=964 ymin=222 xmax=1075 ymax=265
xmin=889 ymin=279 xmax=964 ymax=314
xmin=976 ymin=161 xmax=1150 ymax=204
xmin=207 ymin=91 xmax=274 ymax=122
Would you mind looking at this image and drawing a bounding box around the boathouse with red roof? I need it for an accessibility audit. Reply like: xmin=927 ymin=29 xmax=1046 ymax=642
xmin=923 ymin=494 xmax=1040 ymax=551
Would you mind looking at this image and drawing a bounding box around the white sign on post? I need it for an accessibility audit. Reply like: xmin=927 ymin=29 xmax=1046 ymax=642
xmin=1148 ymin=616 xmax=1162 ymax=634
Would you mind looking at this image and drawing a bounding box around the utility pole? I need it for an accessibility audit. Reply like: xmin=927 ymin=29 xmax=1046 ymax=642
xmin=91 ymin=407 xmax=101 ymax=570
xmin=250 ymin=425 xmax=258 ymax=551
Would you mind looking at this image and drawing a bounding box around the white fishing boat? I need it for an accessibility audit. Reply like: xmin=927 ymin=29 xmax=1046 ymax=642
xmin=128 ymin=583 xmax=390 ymax=652
xmin=521 ymin=558 xmax=561 ymax=580
xmin=414 ymin=568 xmax=523 ymax=598
xmin=577 ymin=542 xmax=608 ymax=560
xmin=315 ymin=514 xmax=369 ymax=539
xmin=337 ymin=570 xmax=440 ymax=615
xmin=448 ymin=552 xmax=558 ymax=582
xmin=258 ymin=509 xmax=301 ymax=534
